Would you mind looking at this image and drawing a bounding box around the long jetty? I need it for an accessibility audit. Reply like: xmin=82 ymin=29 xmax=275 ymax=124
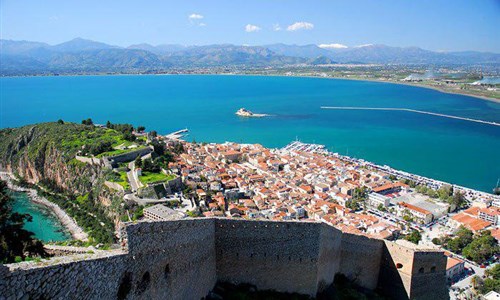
xmin=320 ymin=106 xmax=500 ymax=127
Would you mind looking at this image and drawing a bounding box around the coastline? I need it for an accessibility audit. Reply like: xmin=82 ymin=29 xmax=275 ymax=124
xmin=2 ymin=72 xmax=499 ymax=104
xmin=0 ymin=172 xmax=88 ymax=241
xmin=317 ymin=75 xmax=500 ymax=104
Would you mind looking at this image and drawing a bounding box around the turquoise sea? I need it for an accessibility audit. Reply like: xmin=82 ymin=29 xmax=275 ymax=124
xmin=1 ymin=75 xmax=499 ymax=193
xmin=9 ymin=191 xmax=70 ymax=242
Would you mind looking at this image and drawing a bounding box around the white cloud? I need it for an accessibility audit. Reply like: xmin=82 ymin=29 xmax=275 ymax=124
xmin=198 ymin=23 xmax=206 ymax=27
xmin=273 ymin=24 xmax=282 ymax=31
xmin=188 ymin=13 xmax=204 ymax=20
xmin=245 ymin=24 xmax=261 ymax=32
xmin=286 ymin=21 xmax=314 ymax=31
xmin=318 ymin=43 xmax=348 ymax=49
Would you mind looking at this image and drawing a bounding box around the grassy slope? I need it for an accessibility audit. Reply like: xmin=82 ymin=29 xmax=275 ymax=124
xmin=0 ymin=122 xmax=128 ymax=162
xmin=139 ymin=172 xmax=175 ymax=185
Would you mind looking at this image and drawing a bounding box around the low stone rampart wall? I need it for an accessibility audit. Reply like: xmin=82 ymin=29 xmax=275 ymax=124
xmin=0 ymin=218 xmax=448 ymax=300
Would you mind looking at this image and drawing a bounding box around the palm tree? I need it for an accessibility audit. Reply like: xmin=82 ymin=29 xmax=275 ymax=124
xmin=470 ymin=275 xmax=481 ymax=290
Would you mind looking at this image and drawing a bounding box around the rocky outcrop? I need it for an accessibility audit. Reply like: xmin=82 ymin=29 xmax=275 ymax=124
xmin=0 ymin=123 xmax=124 ymax=224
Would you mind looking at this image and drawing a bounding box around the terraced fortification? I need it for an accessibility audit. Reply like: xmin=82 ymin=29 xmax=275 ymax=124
xmin=0 ymin=218 xmax=448 ymax=299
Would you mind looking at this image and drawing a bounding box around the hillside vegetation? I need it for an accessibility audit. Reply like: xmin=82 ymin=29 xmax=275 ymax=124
xmin=0 ymin=121 xmax=142 ymax=245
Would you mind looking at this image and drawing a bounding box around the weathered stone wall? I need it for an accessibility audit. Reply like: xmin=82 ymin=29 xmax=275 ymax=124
xmin=123 ymin=219 xmax=217 ymax=300
xmin=75 ymin=155 xmax=103 ymax=166
xmin=110 ymin=147 xmax=153 ymax=164
xmin=0 ymin=251 xmax=128 ymax=300
xmin=105 ymin=180 xmax=125 ymax=192
xmin=316 ymin=223 xmax=343 ymax=293
xmin=410 ymin=251 xmax=448 ymax=300
xmin=0 ymin=219 xmax=217 ymax=300
xmin=378 ymin=240 xmax=449 ymax=300
xmin=214 ymin=219 xmax=325 ymax=296
xmin=0 ymin=218 xmax=448 ymax=300
xmin=338 ymin=232 xmax=384 ymax=290
xmin=378 ymin=240 xmax=416 ymax=299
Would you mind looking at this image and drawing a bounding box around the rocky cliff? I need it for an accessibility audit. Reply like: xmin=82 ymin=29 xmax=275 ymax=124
xmin=0 ymin=123 xmax=104 ymax=194
xmin=0 ymin=122 xmax=126 ymax=233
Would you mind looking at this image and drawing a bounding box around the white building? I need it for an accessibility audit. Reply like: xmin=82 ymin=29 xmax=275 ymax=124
xmin=397 ymin=202 xmax=433 ymax=224
xmin=368 ymin=192 xmax=390 ymax=208
xmin=143 ymin=204 xmax=184 ymax=221
xmin=478 ymin=207 xmax=500 ymax=225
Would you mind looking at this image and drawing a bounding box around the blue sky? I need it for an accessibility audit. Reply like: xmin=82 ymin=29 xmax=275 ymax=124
xmin=1 ymin=0 xmax=499 ymax=52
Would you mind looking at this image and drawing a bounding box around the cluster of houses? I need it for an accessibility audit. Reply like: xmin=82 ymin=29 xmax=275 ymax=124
xmin=165 ymin=141 xmax=440 ymax=239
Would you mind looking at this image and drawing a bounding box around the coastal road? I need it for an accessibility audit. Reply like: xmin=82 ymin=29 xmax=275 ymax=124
xmin=127 ymin=161 xmax=141 ymax=192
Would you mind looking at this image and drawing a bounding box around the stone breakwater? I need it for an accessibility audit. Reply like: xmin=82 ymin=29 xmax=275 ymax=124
xmin=0 ymin=218 xmax=449 ymax=300
xmin=0 ymin=172 xmax=88 ymax=241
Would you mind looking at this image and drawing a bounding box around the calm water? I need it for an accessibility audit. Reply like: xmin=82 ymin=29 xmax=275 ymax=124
xmin=10 ymin=191 xmax=70 ymax=242
xmin=1 ymin=75 xmax=499 ymax=192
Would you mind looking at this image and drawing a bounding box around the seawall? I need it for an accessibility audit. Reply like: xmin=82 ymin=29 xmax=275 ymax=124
xmin=0 ymin=218 xmax=448 ymax=300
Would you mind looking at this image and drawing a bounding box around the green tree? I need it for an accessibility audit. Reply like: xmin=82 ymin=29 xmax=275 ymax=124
xmin=134 ymin=155 xmax=143 ymax=169
xmin=431 ymin=237 xmax=441 ymax=245
xmin=471 ymin=275 xmax=482 ymax=290
xmin=481 ymin=278 xmax=500 ymax=294
xmin=377 ymin=203 xmax=386 ymax=212
xmin=0 ymin=181 xmax=47 ymax=263
xmin=345 ymin=200 xmax=360 ymax=211
xmin=448 ymin=192 xmax=467 ymax=209
xmin=405 ymin=230 xmax=422 ymax=244
xmin=136 ymin=126 xmax=145 ymax=133
xmin=81 ymin=118 xmax=93 ymax=126
xmin=485 ymin=264 xmax=500 ymax=280
xmin=57 ymin=119 xmax=64 ymax=124
xmin=437 ymin=185 xmax=453 ymax=200
xmin=462 ymin=231 xmax=499 ymax=264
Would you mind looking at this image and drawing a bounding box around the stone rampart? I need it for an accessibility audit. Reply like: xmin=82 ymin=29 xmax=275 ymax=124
xmin=378 ymin=240 xmax=448 ymax=300
xmin=339 ymin=231 xmax=384 ymax=290
xmin=75 ymin=155 xmax=103 ymax=166
xmin=0 ymin=218 xmax=448 ymax=300
xmin=214 ymin=219 xmax=326 ymax=296
xmin=109 ymin=147 xmax=153 ymax=164
xmin=105 ymin=180 xmax=125 ymax=192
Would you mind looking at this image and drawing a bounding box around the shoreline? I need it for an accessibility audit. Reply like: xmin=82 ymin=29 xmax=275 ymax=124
xmin=317 ymin=75 xmax=500 ymax=104
xmin=2 ymin=72 xmax=499 ymax=104
xmin=0 ymin=172 xmax=88 ymax=241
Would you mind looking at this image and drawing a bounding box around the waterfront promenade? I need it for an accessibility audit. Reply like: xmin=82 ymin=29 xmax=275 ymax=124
xmin=280 ymin=141 xmax=500 ymax=203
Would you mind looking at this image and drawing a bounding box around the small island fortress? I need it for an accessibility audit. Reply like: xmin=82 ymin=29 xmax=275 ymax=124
xmin=236 ymin=107 xmax=270 ymax=117
xmin=0 ymin=218 xmax=448 ymax=300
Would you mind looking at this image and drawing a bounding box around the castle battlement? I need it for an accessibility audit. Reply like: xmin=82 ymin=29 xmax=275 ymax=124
xmin=0 ymin=218 xmax=448 ymax=300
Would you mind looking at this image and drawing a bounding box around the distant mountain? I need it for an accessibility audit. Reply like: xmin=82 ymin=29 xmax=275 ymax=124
xmin=263 ymin=43 xmax=500 ymax=65
xmin=265 ymin=43 xmax=332 ymax=59
xmin=1 ymin=38 xmax=499 ymax=75
xmin=163 ymin=44 xmax=306 ymax=67
xmin=50 ymin=38 xmax=118 ymax=52
xmin=127 ymin=43 xmax=188 ymax=55
xmin=308 ymin=56 xmax=336 ymax=65
xmin=323 ymin=44 xmax=500 ymax=64
xmin=0 ymin=40 xmax=50 ymax=55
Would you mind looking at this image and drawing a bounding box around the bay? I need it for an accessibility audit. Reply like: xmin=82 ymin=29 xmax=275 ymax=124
xmin=0 ymin=75 xmax=499 ymax=192
xmin=9 ymin=190 xmax=71 ymax=242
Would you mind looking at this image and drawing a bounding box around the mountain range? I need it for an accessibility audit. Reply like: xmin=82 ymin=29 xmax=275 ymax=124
xmin=1 ymin=38 xmax=499 ymax=75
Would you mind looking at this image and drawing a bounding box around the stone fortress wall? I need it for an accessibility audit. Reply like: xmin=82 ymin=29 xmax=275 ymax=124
xmin=0 ymin=219 xmax=448 ymax=300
